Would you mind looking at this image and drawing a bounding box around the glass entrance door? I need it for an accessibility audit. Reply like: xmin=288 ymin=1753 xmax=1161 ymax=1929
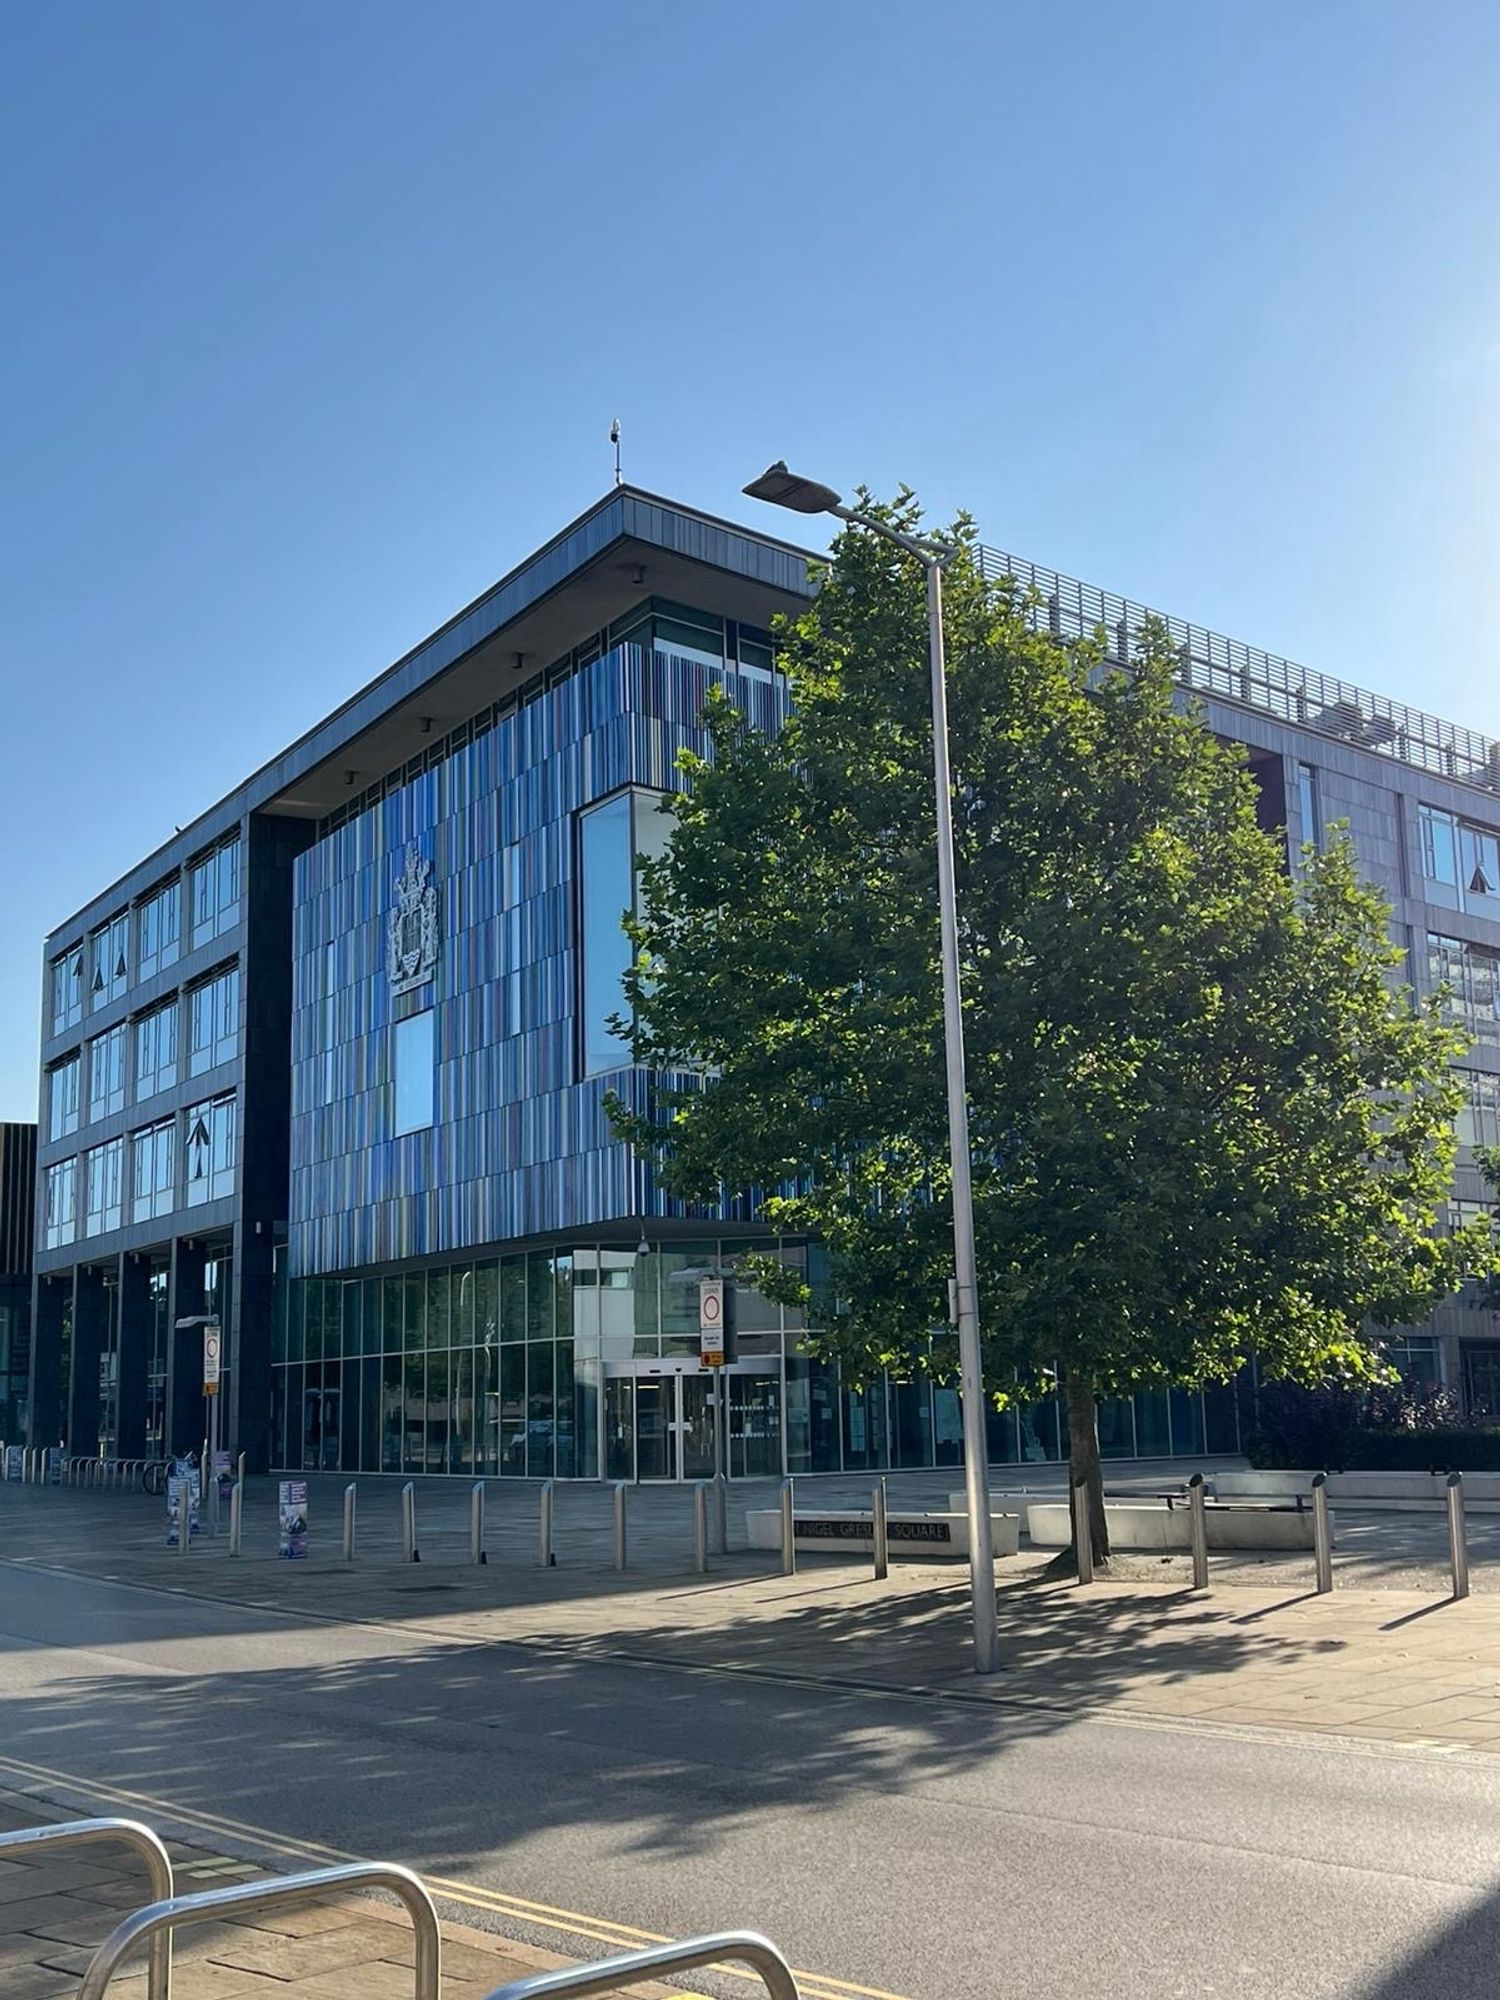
xmin=680 ymin=1373 xmax=718 ymax=1481
xmin=634 ymin=1378 xmax=676 ymax=1480
xmin=604 ymin=1369 xmax=778 ymax=1479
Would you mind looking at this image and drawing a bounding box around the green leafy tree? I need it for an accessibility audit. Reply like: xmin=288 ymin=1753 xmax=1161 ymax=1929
xmin=611 ymin=493 xmax=1486 ymax=1564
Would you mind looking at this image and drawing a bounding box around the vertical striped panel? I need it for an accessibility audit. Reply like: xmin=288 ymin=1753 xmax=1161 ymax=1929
xmin=288 ymin=645 xmax=783 ymax=1278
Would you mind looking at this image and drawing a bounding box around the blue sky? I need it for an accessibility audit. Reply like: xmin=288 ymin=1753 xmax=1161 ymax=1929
xmin=2 ymin=1 xmax=1498 ymax=1117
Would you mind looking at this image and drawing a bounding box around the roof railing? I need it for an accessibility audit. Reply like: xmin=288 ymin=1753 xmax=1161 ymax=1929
xmin=977 ymin=544 xmax=1500 ymax=796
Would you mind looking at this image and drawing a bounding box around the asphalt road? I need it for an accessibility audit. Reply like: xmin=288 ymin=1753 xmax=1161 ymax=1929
xmin=2 ymin=1561 xmax=1498 ymax=2000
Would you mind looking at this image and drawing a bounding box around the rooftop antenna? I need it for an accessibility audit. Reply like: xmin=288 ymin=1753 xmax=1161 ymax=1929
xmin=610 ymin=417 xmax=622 ymax=487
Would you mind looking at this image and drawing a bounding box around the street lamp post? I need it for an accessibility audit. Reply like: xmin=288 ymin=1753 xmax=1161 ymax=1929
xmin=743 ymin=462 xmax=1000 ymax=1675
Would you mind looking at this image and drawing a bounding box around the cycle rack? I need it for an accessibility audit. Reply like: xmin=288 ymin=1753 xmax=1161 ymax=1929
xmin=481 ymin=1929 xmax=801 ymax=2000
xmin=0 ymin=1817 xmax=173 ymax=2000
xmin=77 ymin=1860 xmax=440 ymax=2000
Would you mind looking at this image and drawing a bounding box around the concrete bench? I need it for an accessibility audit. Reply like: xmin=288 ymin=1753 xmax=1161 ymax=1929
xmin=1024 ymin=1499 xmax=1317 ymax=1551
xmin=1215 ymin=1469 xmax=1500 ymax=1512
xmin=744 ymin=1508 xmax=1021 ymax=1559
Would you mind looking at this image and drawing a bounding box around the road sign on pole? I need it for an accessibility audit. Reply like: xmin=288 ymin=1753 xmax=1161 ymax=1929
xmin=699 ymin=1278 xmax=724 ymax=1368
xmin=203 ymin=1325 xmax=222 ymax=1395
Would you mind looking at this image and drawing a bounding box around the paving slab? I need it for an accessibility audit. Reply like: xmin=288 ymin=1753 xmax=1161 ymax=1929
xmin=0 ymin=1789 xmax=688 ymax=2000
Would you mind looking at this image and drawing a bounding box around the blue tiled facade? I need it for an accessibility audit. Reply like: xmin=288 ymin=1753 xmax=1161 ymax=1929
xmin=288 ymin=644 xmax=786 ymax=1275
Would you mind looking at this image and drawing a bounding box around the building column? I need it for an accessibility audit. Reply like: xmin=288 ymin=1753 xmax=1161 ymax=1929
xmin=116 ymin=1254 xmax=150 ymax=1459
xmin=28 ymin=1274 xmax=69 ymax=1449
xmin=233 ymin=1222 xmax=274 ymax=1475
xmin=68 ymin=1267 xmax=108 ymax=1457
xmin=167 ymin=1239 xmax=207 ymax=1458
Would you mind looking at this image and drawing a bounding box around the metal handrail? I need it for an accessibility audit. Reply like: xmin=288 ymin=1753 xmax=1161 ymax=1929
xmin=0 ymin=1818 xmax=173 ymax=2000
xmin=77 ymin=1860 xmax=440 ymax=2000
xmin=481 ymin=1929 xmax=800 ymax=2000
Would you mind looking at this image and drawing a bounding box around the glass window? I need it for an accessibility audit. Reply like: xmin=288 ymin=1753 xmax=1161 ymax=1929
xmin=1457 ymin=1070 xmax=1500 ymax=1150
xmin=131 ymin=1118 xmax=177 ymax=1222
xmin=393 ymin=1010 xmax=435 ymax=1135
xmin=1421 ymin=805 xmax=1459 ymax=887
xmin=190 ymin=836 xmax=242 ymax=947
xmin=134 ymin=1001 xmax=179 ymax=1100
xmin=45 ymin=1158 xmax=77 ymax=1249
xmin=577 ymin=787 xmax=675 ymax=1078
xmin=1429 ymin=934 xmax=1500 ymax=1048
xmin=51 ymin=945 xmax=84 ymax=1033
xmin=1421 ymin=806 xmax=1500 ymax=912
xmin=48 ymin=1055 xmax=80 ymax=1139
xmin=185 ymin=1093 xmax=236 ymax=1204
xmin=1383 ymin=1334 xmax=1441 ymax=1391
xmin=89 ymin=912 xmax=129 ymax=1010
xmin=87 ymin=1024 xmax=127 ymax=1121
xmin=1296 ymin=763 xmax=1320 ymax=850
xmin=1460 ymin=821 xmax=1500 ymax=904
xmin=187 ymin=965 xmax=240 ymax=1076
xmin=136 ymin=880 xmax=181 ymax=981
xmin=84 ymin=1137 xmax=124 ymax=1237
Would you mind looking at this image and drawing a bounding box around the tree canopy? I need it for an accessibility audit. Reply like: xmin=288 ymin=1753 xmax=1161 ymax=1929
xmin=611 ymin=493 xmax=1491 ymax=1556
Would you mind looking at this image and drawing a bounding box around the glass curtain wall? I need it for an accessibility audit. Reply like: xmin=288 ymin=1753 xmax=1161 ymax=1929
xmin=277 ymin=1237 xmax=1241 ymax=1475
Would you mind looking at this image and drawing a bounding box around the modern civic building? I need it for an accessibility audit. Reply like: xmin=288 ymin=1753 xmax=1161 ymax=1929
xmin=28 ymin=487 xmax=1500 ymax=1479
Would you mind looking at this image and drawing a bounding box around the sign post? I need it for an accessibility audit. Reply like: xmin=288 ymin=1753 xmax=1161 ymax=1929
xmin=177 ymin=1314 xmax=223 ymax=1536
xmin=202 ymin=1321 xmax=221 ymax=1536
xmin=698 ymin=1277 xmax=735 ymax=1501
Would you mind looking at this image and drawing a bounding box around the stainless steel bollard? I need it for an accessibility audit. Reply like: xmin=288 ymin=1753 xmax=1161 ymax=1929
xmin=779 ymin=1476 xmax=795 ymax=1576
xmin=712 ymin=1470 xmax=728 ymax=1556
xmin=872 ymin=1478 xmax=889 ymax=1581
xmin=470 ymin=1481 xmax=487 ymax=1565
xmin=694 ymin=1483 xmax=709 ymax=1574
xmin=539 ymin=1479 xmax=555 ymax=1566
xmin=1073 ymin=1477 xmax=1094 ymax=1585
xmin=1448 ymin=1472 xmax=1470 ymax=1601
xmin=343 ymin=1482 xmax=357 ymax=1563
xmin=177 ymin=1479 xmax=191 ymax=1556
xmin=1312 ymin=1473 xmax=1333 ymax=1593
xmin=401 ymin=1481 xmax=419 ymax=1562
xmin=229 ymin=1480 xmax=243 ymax=1557
xmin=612 ymin=1481 xmax=628 ymax=1571
xmin=1188 ymin=1473 xmax=1210 ymax=1591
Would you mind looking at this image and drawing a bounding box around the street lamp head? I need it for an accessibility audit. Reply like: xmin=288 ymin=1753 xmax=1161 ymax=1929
xmin=742 ymin=461 xmax=844 ymax=516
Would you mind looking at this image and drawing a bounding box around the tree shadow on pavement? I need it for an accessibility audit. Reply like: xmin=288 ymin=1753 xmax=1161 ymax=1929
xmin=1353 ymin=1884 xmax=1500 ymax=2000
xmin=0 ymin=1567 xmax=1328 ymax=1875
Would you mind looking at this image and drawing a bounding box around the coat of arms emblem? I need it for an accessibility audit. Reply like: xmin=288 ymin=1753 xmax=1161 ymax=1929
xmin=387 ymin=841 xmax=439 ymax=996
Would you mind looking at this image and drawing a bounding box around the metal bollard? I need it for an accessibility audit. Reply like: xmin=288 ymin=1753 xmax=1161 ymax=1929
xmin=401 ymin=1481 xmax=419 ymax=1562
xmin=872 ymin=1478 xmax=889 ymax=1581
xmin=539 ymin=1479 xmax=555 ymax=1566
xmin=177 ymin=1479 xmax=191 ymax=1556
xmin=612 ymin=1481 xmax=628 ymax=1571
xmin=1073 ymin=1477 xmax=1094 ymax=1585
xmin=712 ymin=1470 xmax=728 ymax=1557
xmin=470 ymin=1481 xmax=487 ymax=1565
xmin=1448 ymin=1472 xmax=1470 ymax=1601
xmin=1312 ymin=1472 xmax=1333 ymax=1593
xmin=693 ymin=1483 xmax=709 ymax=1574
xmin=779 ymin=1476 xmax=796 ymax=1576
xmin=1188 ymin=1473 xmax=1210 ymax=1591
xmin=343 ymin=1482 xmax=357 ymax=1563
xmin=229 ymin=1480 xmax=243 ymax=1557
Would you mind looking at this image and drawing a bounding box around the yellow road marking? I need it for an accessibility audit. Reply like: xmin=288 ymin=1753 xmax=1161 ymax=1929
xmin=0 ymin=1751 xmax=911 ymax=2000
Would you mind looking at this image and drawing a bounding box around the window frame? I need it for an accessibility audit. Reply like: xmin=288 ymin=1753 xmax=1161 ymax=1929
xmin=393 ymin=1009 xmax=436 ymax=1137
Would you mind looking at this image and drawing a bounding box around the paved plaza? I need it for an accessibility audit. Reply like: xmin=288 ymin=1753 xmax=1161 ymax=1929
xmin=8 ymin=1471 xmax=1500 ymax=1750
xmin=6 ymin=1476 xmax=1500 ymax=2000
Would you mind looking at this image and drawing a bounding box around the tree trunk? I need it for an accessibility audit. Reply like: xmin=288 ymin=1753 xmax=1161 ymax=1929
xmin=1065 ymin=1369 xmax=1110 ymax=1568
